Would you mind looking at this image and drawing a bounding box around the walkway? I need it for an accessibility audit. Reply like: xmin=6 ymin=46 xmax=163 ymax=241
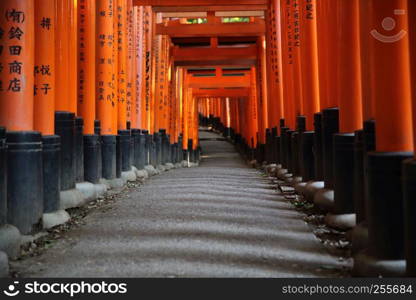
xmin=13 ymin=131 xmax=347 ymax=277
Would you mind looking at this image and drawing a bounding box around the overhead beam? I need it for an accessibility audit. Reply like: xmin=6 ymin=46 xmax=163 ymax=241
xmin=215 ymin=11 xmax=264 ymax=17
xmin=153 ymin=5 xmax=267 ymax=12
xmin=187 ymin=76 xmax=250 ymax=88
xmin=175 ymin=59 xmax=256 ymax=67
xmin=194 ymin=88 xmax=249 ymax=98
xmin=156 ymin=20 xmax=265 ymax=37
xmin=134 ymin=0 xmax=268 ymax=6
xmin=173 ymin=46 xmax=257 ymax=62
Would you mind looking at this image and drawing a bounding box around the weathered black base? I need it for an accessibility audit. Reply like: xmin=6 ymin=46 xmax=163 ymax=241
xmin=74 ymin=117 xmax=84 ymax=182
xmin=118 ymin=130 xmax=131 ymax=172
xmin=7 ymin=131 xmax=43 ymax=235
xmin=333 ymin=133 xmax=355 ymax=214
xmin=402 ymin=158 xmax=416 ymax=276
xmin=84 ymin=134 xmax=100 ymax=184
xmin=356 ymin=151 xmax=413 ymax=277
xmin=101 ymin=135 xmax=117 ymax=180
xmin=42 ymin=135 xmax=61 ymax=213
xmin=321 ymin=108 xmax=339 ymax=189
xmin=55 ymin=111 xmax=76 ymax=190
xmin=300 ymin=131 xmax=315 ymax=182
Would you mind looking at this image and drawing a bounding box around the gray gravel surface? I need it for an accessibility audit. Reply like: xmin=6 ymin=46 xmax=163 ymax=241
xmin=12 ymin=130 xmax=348 ymax=277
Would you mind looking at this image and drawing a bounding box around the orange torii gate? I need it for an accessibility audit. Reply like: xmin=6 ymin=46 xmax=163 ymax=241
xmin=0 ymin=0 xmax=414 ymax=279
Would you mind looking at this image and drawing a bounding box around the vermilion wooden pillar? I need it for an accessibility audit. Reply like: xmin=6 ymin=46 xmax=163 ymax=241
xmin=329 ymin=0 xmax=363 ymax=226
xmin=96 ymin=0 xmax=118 ymax=180
xmin=126 ymin=0 xmax=134 ymax=128
xmin=295 ymin=0 xmax=320 ymax=183
xmin=266 ymin=0 xmax=284 ymax=131
xmin=354 ymin=0 xmax=413 ymax=277
xmin=300 ymin=0 xmax=320 ymax=131
xmin=280 ymin=0 xmax=295 ymax=130
xmin=78 ymin=0 xmax=96 ymax=135
xmin=68 ymin=0 xmax=78 ymax=114
xmin=257 ymin=36 xmax=268 ymax=156
xmin=403 ymin=0 xmax=416 ymax=277
xmin=291 ymin=0 xmax=303 ymax=121
xmin=117 ymin=0 xmax=127 ymax=131
xmin=0 ymin=0 xmax=44 ymax=234
xmin=96 ymin=0 xmax=115 ymax=136
xmin=351 ymin=0 xmax=377 ymax=255
xmin=55 ymin=0 xmax=70 ymax=112
xmin=34 ymin=0 xmax=55 ymax=135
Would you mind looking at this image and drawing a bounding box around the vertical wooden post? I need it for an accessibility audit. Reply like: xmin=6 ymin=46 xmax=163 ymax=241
xmin=68 ymin=0 xmax=78 ymax=114
xmin=34 ymin=0 xmax=55 ymax=135
xmin=0 ymin=0 xmax=44 ymax=234
xmin=55 ymin=0 xmax=69 ymax=111
xmin=280 ymin=0 xmax=295 ymax=130
xmin=78 ymin=0 xmax=96 ymax=135
xmin=96 ymin=0 xmax=115 ymax=136
xmin=116 ymin=0 xmax=127 ymax=131
xmin=354 ymin=0 xmax=413 ymax=277
xmin=300 ymin=0 xmax=320 ymax=131
xmin=404 ymin=0 xmax=416 ymax=276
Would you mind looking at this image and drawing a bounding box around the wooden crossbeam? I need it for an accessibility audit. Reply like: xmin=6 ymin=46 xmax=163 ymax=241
xmin=153 ymin=5 xmax=268 ymax=12
xmin=156 ymin=20 xmax=265 ymax=37
xmin=187 ymin=75 xmax=250 ymax=88
xmin=134 ymin=0 xmax=268 ymax=7
xmin=194 ymin=88 xmax=249 ymax=98
xmin=175 ymin=59 xmax=256 ymax=67
xmin=173 ymin=46 xmax=257 ymax=62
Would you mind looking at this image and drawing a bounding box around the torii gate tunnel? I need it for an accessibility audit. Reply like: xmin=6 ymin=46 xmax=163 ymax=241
xmin=0 ymin=0 xmax=415 ymax=278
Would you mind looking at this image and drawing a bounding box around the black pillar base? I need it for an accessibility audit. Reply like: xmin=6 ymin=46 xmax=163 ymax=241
xmin=84 ymin=134 xmax=100 ymax=184
xmin=55 ymin=111 xmax=76 ymax=190
xmin=177 ymin=135 xmax=183 ymax=162
xmin=285 ymin=130 xmax=295 ymax=173
xmin=300 ymin=131 xmax=315 ymax=182
xmin=94 ymin=120 xmax=102 ymax=179
xmin=7 ymin=131 xmax=43 ymax=235
xmin=101 ymin=135 xmax=117 ymax=180
xmin=353 ymin=130 xmax=365 ymax=223
xmin=280 ymin=127 xmax=289 ymax=169
xmin=118 ymin=130 xmax=131 ymax=172
xmin=143 ymin=130 xmax=150 ymax=166
xmin=291 ymin=132 xmax=300 ymax=177
xmin=402 ymin=158 xmax=416 ymax=276
xmin=42 ymin=135 xmax=61 ymax=213
xmin=313 ymin=113 xmax=324 ymax=180
xmin=74 ymin=117 xmax=84 ymax=183
xmin=354 ymin=151 xmax=413 ymax=277
xmin=116 ymin=135 xmax=122 ymax=178
xmin=271 ymin=127 xmax=279 ymax=164
xmin=138 ymin=132 xmax=146 ymax=169
xmin=322 ymin=108 xmax=339 ymax=189
xmin=155 ymin=133 xmax=162 ymax=166
xmin=131 ymin=129 xmax=140 ymax=170
xmin=333 ymin=133 xmax=356 ymax=214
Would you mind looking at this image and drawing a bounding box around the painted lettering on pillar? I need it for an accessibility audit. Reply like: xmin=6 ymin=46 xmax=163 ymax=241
xmin=285 ymin=0 xmax=294 ymax=65
xmin=0 ymin=8 xmax=26 ymax=93
xmin=78 ymin=0 xmax=87 ymax=105
xmin=34 ymin=12 xmax=53 ymax=97
xmin=97 ymin=2 xmax=114 ymax=106
xmin=269 ymin=4 xmax=280 ymax=84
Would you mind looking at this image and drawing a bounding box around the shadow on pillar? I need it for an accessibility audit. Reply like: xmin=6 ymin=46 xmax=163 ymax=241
xmin=313 ymin=108 xmax=339 ymax=212
xmin=353 ymin=151 xmax=412 ymax=277
xmin=7 ymin=131 xmax=43 ymax=235
xmin=351 ymin=120 xmax=375 ymax=254
xmin=0 ymin=128 xmax=21 ymax=259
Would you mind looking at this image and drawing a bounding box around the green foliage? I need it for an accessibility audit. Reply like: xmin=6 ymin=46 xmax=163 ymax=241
xmin=222 ymin=17 xmax=250 ymax=23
